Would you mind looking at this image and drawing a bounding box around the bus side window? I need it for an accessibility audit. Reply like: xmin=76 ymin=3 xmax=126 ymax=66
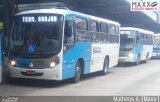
xmin=64 ymin=21 xmax=74 ymax=44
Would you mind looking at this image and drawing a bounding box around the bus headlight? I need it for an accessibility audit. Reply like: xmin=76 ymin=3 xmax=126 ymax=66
xmin=11 ymin=60 xmax=16 ymax=66
xmin=50 ymin=62 xmax=56 ymax=68
xmin=128 ymin=53 xmax=134 ymax=57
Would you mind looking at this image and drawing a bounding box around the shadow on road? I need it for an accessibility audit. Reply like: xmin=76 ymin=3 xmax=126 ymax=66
xmin=117 ymin=62 xmax=135 ymax=67
xmin=8 ymin=71 xmax=112 ymax=88
xmin=117 ymin=61 xmax=148 ymax=68
xmin=151 ymin=57 xmax=160 ymax=60
xmin=9 ymin=78 xmax=69 ymax=88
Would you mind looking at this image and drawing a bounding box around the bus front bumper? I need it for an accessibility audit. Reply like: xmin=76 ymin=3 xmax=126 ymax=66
xmin=152 ymin=53 xmax=160 ymax=57
xmin=119 ymin=56 xmax=135 ymax=63
xmin=9 ymin=66 xmax=62 ymax=80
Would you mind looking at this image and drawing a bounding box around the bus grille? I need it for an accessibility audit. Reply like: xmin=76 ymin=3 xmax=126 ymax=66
xmin=119 ymin=52 xmax=128 ymax=57
xmin=119 ymin=53 xmax=126 ymax=57
xmin=17 ymin=60 xmax=48 ymax=69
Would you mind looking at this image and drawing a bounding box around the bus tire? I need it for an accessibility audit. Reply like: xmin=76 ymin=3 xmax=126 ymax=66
xmin=144 ymin=53 xmax=149 ymax=63
xmin=72 ymin=61 xmax=81 ymax=83
xmin=134 ymin=54 xmax=140 ymax=66
xmin=101 ymin=57 xmax=109 ymax=75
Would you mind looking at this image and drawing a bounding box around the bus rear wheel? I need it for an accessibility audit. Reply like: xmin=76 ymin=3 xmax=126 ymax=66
xmin=101 ymin=58 xmax=109 ymax=75
xmin=72 ymin=61 xmax=81 ymax=83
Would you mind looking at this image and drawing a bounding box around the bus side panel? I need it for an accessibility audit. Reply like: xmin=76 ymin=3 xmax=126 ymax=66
xmin=142 ymin=45 xmax=153 ymax=59
xmin=148 ymin=45 xmax=153 ymax=58
xmin=62 ymin=42 xmax=92 ymax=80
xmin=134 ymin=43 xmax=143 ymax=61
xmin=107 ymin=44 xmax=119 ymax=68
xmin=90 ymin=43 xmax=119 ymax=73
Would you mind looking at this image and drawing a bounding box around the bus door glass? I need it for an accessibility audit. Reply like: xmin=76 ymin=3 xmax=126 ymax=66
xmin=136 ymin=31 xmax=140 ymax=44
xmin=63 ymin=20 xmax=75 ymax=53
xmin=135 ymin=31 xmax=142 ymax=54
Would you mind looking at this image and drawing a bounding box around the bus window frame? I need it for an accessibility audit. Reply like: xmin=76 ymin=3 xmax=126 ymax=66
xmin=75 ymin=17 xmax=88 ymax=42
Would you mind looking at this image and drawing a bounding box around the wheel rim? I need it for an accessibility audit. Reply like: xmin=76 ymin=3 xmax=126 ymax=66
xmin=137 ymin=56 xmax=140 ymax=64
xmin=146 ymin=55 xmax=149 ymax=62
xmin=75 ymin=65 xmax=81 ymax=82
xmin=104 ymin=61 xmax=108 ymax=72
xmin=103 ymin=59 xmax=108 ymax=73
xmin=76 ymin=66 xmax=80 ymax=78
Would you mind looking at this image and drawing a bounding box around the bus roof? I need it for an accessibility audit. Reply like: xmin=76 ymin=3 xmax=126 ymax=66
xmin=16 ymin=8 xmax=67 ymax=16
xmin=15 ymin=8 xmax=120 ymax=26
xmin=120 ymin=27 xmax=154 ymax=35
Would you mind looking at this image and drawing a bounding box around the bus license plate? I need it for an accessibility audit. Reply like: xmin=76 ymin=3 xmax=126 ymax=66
xmin=26 ymin=70 xmax=36 ymax=75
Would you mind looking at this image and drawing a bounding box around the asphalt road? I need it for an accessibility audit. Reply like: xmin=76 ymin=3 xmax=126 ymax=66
xmin=0 ymin=58 xmax=160 ymax=96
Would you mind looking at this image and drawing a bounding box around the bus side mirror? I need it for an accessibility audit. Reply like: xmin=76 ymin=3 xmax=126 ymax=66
xmin=65 ymin=21 xmax=73 ymax=37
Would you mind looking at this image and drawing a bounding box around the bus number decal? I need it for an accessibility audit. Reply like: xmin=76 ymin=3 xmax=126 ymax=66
xmin=93 ymin=47 xmax=101 ymax=54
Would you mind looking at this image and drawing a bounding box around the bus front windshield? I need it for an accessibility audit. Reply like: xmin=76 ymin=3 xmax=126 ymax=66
xmin=10 ymin=14 xmax=63 ymax=58
xmin=154 ymin=36 xmax=160 ymax=50
xmin=120 ymin=30 xmax=135 ymax=51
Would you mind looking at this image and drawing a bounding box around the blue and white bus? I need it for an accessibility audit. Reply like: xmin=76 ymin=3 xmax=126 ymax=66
xmin=8 ymin=8 xmax=120 ymax=82
xmin=119 ymin=27 xmax=153 ymax=65
xmin=152 ymin=34 xmax=160 ymax=57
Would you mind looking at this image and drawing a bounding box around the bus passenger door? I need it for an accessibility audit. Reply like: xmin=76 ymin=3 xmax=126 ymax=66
xmin=135 ymin=32 xmax=142 ymax=60
xmin=63 ymin=20 xmax=76 ymax=79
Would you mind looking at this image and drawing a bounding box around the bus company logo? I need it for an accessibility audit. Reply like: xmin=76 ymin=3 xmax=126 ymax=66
xmin=29 ymin=63 xmax=34 ymax=68
xmin=151 ymin=1 xmax=158 ymax=7
xmin=131 ymin=0 xmax=159 ymax=11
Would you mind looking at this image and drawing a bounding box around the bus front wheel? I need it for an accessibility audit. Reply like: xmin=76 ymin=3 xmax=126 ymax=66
xmin=72 ymin=61 xmax=81 ymax=83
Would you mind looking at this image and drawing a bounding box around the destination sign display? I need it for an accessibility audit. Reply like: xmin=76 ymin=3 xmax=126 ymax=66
xmin=21 ymin=15 xmax=58 ymax=23
xmin=154 ymin=36 xmax=160 ymax=39
xmin=120 ymin=31 xmax=131 ymax=35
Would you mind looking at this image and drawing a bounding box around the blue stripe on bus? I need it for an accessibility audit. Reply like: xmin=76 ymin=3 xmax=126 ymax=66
xmin=16 ymin=58 xmax=32 ymax=68
xmin=153 ymin=49 xmax=160 ymax=53
xmin=62 ymin=42 xmax=92 ymax=80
